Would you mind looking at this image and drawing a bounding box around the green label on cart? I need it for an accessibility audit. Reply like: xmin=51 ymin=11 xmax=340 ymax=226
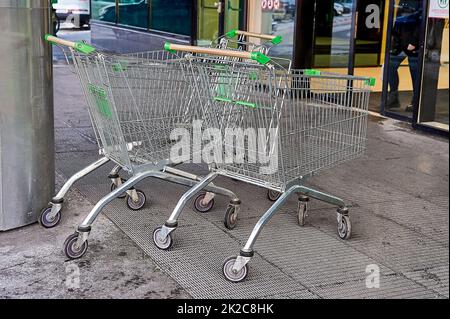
xmin=225 ymin=29 xmax=238 ymax=39
xmin=88 ymin=84 xmax=112 ymax=118
xmin=112 ymin=62 xmax=127 ymax=72
xmin=249 ymin=71 xmax=258 ymax=81
xmin=271 ymin=35 xmax=283 ymax=45
xmin=366 ymin=77 xmax=376 ymax=86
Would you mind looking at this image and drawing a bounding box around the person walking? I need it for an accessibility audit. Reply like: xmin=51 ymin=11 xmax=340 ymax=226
xmin=386 ymin=0 xmax=422 ymax=112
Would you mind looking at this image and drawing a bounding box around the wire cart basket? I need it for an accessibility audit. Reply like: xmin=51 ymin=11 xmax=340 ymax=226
xmin=44 ymin=35 xmax=244 ymax=259
xmin=154 ymin=43 xmax=375 ymax=282
xmin=40 ymin=31 xmax=283 ymax=231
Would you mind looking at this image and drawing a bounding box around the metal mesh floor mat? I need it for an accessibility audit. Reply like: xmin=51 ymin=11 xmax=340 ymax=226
xmin=74 ymin=176 xmax=447 ymax=299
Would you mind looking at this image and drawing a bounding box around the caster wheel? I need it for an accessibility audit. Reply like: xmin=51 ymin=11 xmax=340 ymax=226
xmin=337 ymin=214 xmax=352 ymax=240
xmin=126 ymin=190 xmax=146 ymax=210
xmin=39 ymin=206 xmax=61 ymax=228
xmin=193 ymin=193 xmax=214 ymax=213
xmin=267 ymin=189 xmax=281 ymax=201
xmin=153 ymin=227 xmax=173 ymax=250
xmin=224 ymin=206 xmax=238 ymax=230
xmin=110 ymin=178 xmax=127 ymax=199
xmin=63 ymin=233 xmax=88 ymax=259
xmin=298 ymin=202 xmax=307 ymax=227
xmin=222 ymin=256 xmax=248 ymax=283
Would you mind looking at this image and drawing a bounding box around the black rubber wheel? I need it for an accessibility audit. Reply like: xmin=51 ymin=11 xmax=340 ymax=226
xmin=63 ymin=233 xmax=88 ymax=259
xmin=224 ymin=206 xmax=238 ymax=230
xmin=267 ymin=189 xmax=281 ymax=201
xmin=126 ymin=190 xmax=146 ymax=210
xmin=193 ymin=193 xmax=215 ymax=213
xmin=152 ymin=227 xmax=173 ymax=250
xmin=337 ymin=214 xmax=352 ymax=240
xmin=297 ymin=202 xmax=307 ymax=227
xmin=39 ymin=206 xmax=62 ymax=229
xmin=222 ymin=256 xmax=248 ymax=283
xmin=110 ymin=178 xmax=127 ymax=199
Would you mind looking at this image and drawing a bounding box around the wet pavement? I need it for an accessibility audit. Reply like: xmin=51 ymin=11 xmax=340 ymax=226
xmin=0 ymin=57 xmax=448 ymax=299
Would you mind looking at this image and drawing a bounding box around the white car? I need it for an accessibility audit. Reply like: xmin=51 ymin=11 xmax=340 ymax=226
xmin=52 ymin=0 xmax=90 ymax=28
xmin=334 ymin=3 xmax=345 ymax=16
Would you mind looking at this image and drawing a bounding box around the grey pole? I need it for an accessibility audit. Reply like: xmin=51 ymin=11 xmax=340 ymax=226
xmin=0 ymin=0 xmax=55 ymax=230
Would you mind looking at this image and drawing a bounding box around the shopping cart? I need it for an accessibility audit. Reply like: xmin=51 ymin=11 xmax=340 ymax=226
xmin=44 ymin=35 xmax=245 ymax=259
xmin=39 ymin=42 xmax=127 ymax=228
xmin=40 ymin=31 xmax=283 ymax=229
xmin=155 ymin=44 xmax=375 ymax=282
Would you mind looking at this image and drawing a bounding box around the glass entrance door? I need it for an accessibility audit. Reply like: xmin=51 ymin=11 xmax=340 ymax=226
xmin=312 ymin=0 xmax=356 ymax=74
xmin=382 ymin=0 xmax=425 ymax=120
xmin=417 ymin=3 xmax=449 ymax=132
xmin=197 ymin=0 xmax=244 ymax=46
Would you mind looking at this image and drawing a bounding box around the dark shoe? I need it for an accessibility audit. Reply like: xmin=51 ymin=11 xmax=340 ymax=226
xmin=405 ymin=104 xmax=414 ymax=112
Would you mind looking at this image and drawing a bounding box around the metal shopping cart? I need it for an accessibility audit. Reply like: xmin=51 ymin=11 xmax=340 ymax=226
xmin=44 ymin=35 xmax=250 ymax=259
xmin=40 ymin=31 xmax=283 ymax=229
xmin=154 ymin=44 xmax=375 ymax=282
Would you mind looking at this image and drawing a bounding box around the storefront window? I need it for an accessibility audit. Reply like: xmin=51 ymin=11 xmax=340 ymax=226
xmin=355 ymin=0 xmax=386 ymax=66
xmin=118 ymin=0 xmax=148 ymax=29
xmin=91 ymin=0 xmax=116 ymax=23
xmin=92 ymin=0 xmax=192 ymax=36
xmin=259 ymin=0 xmax=296 ymax=65
xmin=151 ymin=0 xmax=193 ymax=36
xmin=418 ymin=8 xmax=449 ymax=131
xmin=312 ymin=0 xmax=354 ymax=71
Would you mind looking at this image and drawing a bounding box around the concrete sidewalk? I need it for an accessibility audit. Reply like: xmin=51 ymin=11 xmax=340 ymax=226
xmin=0 ymin=65 xmax=448 ymax=299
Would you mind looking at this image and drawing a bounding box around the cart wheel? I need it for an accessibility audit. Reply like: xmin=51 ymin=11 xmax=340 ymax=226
xmin=337 ymin=214 xmax=352 ymax=240
xmin=267 ymin=189 xmax=281 ymax=201
xmin=126 ymin=190 xmax=146 ymax=210
xmin=222 ymin=256 xmax=248 ymax=283
xmin=39 ymin=206 xmax=61 ymax=229
xmin=63 ymin=233 xmax=88 ymax=260
xmin=152 ymin=227 xmax=173 ymax=250
xmin=224 ymin=206 xmax=238 ymax=230
xmin=110 ymin=178 xmax=127 ymax=199
xmin=193 ymin=193 xmax=214 ymax=213
xmin=297 ymin=202 xmax=307 ymax=227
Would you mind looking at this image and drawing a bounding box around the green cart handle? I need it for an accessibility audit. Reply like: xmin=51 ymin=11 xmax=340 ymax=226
xmin=44 ymin=34 xmax=96 ymax=54
xmin=225 ymin=29 xmax=283 ymax=45
xmin=164 ymin=43 xmax=271 ymax=65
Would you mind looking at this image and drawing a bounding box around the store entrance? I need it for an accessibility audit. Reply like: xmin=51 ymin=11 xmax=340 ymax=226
xmin=311 ymin=0 xmax=388 ymax=112
xmin=196 ymin=0 xmax=245 ymax=46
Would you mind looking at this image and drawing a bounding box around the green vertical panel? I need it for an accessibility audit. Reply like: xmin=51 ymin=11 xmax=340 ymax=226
xmin=224 ymin=0 xmax=241 ymax=49
xmin=88 ymin=84 xmax=112 ymax=119
xmin=225 ymin=0 xmax=240 ymax=32
xmin=197 ymin=0 xmax=219 ymax=45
